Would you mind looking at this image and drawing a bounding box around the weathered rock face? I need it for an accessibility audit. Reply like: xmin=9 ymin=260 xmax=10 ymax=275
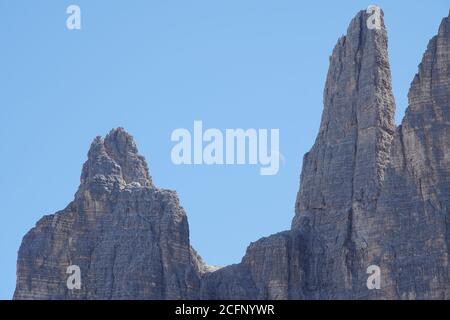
xmin=200 ymin=9 xmax=450 ymax=300
xmin=15 ymin=9 xmax=450 ymax=300
xmin=372 ymin=12 xmax=450 ymax=299
xmin=290 ymin=9 xmax=396 ymax=299
xmin=199 ymin=9 xmax=398 ymax=300
xmin=14 ymin=128 xmax=206 ymax=299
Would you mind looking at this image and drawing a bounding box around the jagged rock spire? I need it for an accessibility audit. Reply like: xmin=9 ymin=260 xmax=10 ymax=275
xmin=15 ymin=128 xmax=201 ymax=300
xmin=293 ymin=9 xmax=395 ymax=229
xmin=406 ymin=11 xmax=449 ymax=123
xmin=79 ymin=128 xmax=153 ymax=192
xmin=14 ymin=9 xmax=450 ymax=301
xmin=368 ymin=11 xmax=450 ymax=299
xmin=287 ymin=9 xmax=396 ymax=298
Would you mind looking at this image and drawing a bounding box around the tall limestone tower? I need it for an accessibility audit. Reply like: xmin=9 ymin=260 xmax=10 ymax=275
xmin=15 ymin=9 xmax=450 ymax=299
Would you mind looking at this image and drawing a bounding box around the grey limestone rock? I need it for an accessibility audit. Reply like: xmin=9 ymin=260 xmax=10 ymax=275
xmin=14 ymin=9 xmax=450 ymax=300
xmin=14 ymin=128 xmax=206 ymax=299
xmin=200 ymin=9 xmax=450 ymax=300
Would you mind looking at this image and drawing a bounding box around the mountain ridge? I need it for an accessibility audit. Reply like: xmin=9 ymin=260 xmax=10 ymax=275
xmin=14 ymin=9 xmax=450 ymax=300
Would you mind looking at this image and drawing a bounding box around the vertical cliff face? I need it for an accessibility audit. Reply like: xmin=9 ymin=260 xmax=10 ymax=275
xmin=290 ymin=9 xmax=396 ymax=298
xmin=374 ymin=13 xmax=450 ymax=299
xmin=15 ymin=10 xmax=450 ymax=300
xmin=200 ymin=10 xmax=450 ymax=300
xmin=200 ymin=10 xmax=398 ymax=300
xmin=293 ymin=10 xmax=395 ymax=231
xmin=14 ymin=128 xmax=206 ymax=299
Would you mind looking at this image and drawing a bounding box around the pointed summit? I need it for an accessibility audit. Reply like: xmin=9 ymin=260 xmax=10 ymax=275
xmin=104 ymin=128 xmax=152 ymax=187
xmin=371 ymin=11 xmax=450 ymax=299
xmin=293 ymin=8 xmax=395 ymax=229
xmin=15 ymin=128 xmax=199 ymax=300
xmin=406 ymin=11 xmax=450 ymax=121
xmin=79 ymin=128 xmax=153 ymax=192
xmin=289 ymin=8 xmax=396 ymax=298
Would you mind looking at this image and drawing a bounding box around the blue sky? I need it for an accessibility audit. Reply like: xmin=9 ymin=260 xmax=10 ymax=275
xmin=0 ymin=1 xmax=448 ymax=299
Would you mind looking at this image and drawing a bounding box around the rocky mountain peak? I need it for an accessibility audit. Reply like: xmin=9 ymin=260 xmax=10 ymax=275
xmin=292 ymin=8 xmax=395 ymax=230
xmin=15 ymin=127 xmax=200 ymax=300
xmin=79 ymin=128 xmax=153 ymax=193
xmin=14 ymin=9 xmax=450 ymax=300
xmin=406 ymin=12 xmax=449 ymax=120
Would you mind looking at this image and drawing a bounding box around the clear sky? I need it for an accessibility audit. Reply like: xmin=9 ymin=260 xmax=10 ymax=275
xmin=0 ymin=0 xmax=448 ymax=299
